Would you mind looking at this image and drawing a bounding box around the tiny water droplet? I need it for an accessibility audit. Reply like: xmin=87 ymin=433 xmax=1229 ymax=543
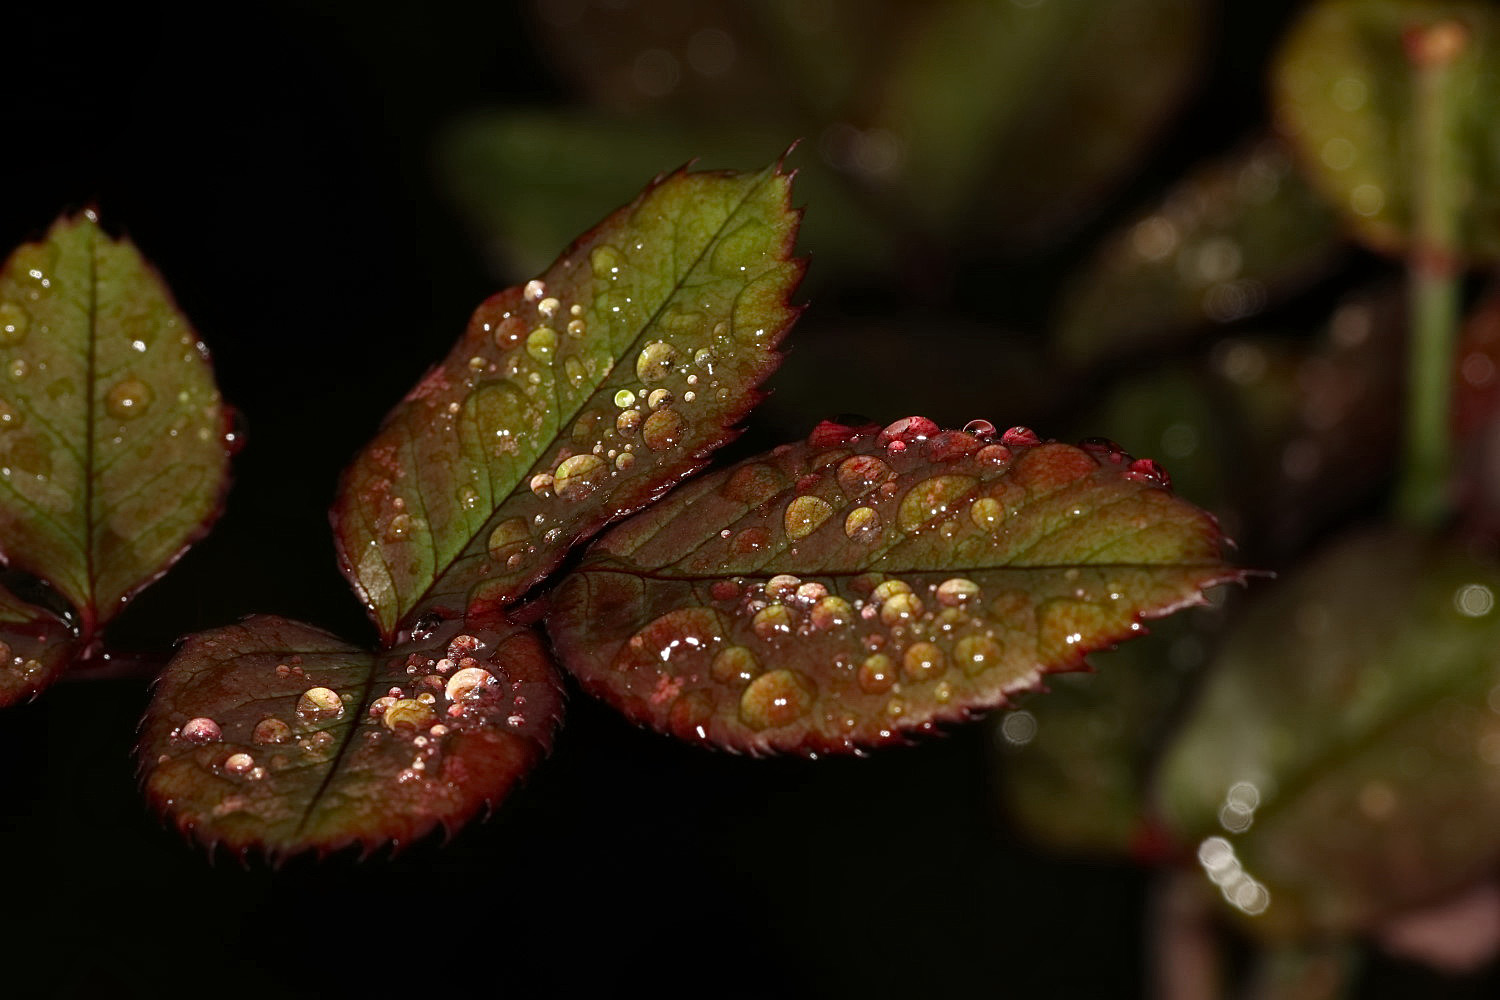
xmin=589 ymin=245 xmax=624 ymax=279
xmin=530 ymin=473 xmax=554 ymax=496
xmin=385 ymin=512 xmax=413 ymax=540
xmin=0 ymin=398 xmax=21 ymax=430
xmin=6 ymin=359 xmax=27 ymax=381
xmin=0 ymin=303 xmax=28 ymax=345
xmin=614 ymin=389 xmax=636 ymax=408
xmin=106 ymin=378 xmax=153 ymax=420
xmin=224 ymin=752 xmax=255 ymax=775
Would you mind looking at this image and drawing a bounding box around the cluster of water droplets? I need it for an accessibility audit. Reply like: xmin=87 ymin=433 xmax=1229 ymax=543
xmin=0 ymin=637 xmax=45 ymax=682
xmin=588 ymin=417 xmax=1178 ymax=751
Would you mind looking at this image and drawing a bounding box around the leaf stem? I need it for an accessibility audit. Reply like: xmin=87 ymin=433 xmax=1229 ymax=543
xmin=1397 ymin=20 xmax=1469 ymax=528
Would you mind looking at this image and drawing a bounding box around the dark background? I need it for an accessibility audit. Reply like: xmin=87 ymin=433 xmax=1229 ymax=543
xmin=1 ymin=3 xmax=1468 ymax=997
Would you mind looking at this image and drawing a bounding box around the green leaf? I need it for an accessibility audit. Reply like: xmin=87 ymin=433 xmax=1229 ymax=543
xmin=546 ymin=419 xmax=1242 ymax=754
xmin=139 ymin=615 xmax=562 ymax=858
xmin=333 ymin=162 xmax=804 ymax=639
xmin=0 ymin=214 xmax=231 ymax=635
xmin=0 ymin=582 xmax=76 ymax=707
xmin=1056 ymin=138 xmax=1345 ymax=365
xmin=1273 ymin=0 xmax=1500 ymax=260
xmin=1157 ymin=529 xmax=1500 ymax=937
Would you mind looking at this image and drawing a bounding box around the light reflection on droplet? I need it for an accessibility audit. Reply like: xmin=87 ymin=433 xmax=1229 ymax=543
xmin=1454 ymin=583 xmax=1494 ymax=618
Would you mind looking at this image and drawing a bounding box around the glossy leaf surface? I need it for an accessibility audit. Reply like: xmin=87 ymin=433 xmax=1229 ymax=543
xmin=1158 ymin=529 xmax=1500 ymax=937
xmin=1057 ymin=138 xmax=1344 ymax=364
xmin=0 ymin=214 xmax=230 ymax=634
xmin=1273 ymin=0 xmax=1500 ymax=260
xmin=0 ymin=583 xmax=76 ymax=707
xmin=334 ymin=163 xmax=803 ymax=639
xmin=140 ymin=615 xmax=562 ymax=857
xmin=548 ymin=420 xmax=1242 ymax=754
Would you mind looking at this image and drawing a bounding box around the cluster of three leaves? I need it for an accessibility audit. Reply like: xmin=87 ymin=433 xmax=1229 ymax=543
xmin=2 ymin=165 xmax=1240 ymax=858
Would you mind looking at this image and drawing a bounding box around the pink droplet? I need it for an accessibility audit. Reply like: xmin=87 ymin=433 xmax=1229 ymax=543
xmin=1000 ymin=426 xmax=1041 ymax=447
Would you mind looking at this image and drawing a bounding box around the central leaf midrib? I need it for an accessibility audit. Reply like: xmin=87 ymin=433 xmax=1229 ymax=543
xmin=399 ymin=171 xmax=775 ymax=632
xmin=82 ymin=223 xmax=99 ymax=635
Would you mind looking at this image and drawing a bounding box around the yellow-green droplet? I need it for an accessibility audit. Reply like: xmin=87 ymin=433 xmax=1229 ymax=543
xmin=970 ymin=497 xmax=1003 ymax=531
xmin=526 ymin=326 xmax=558 ymax=362
xmin=739 ymin=669 xmax=815 ymax=730
xmin=554 ymin=453 xmax=609 ymax=500
xmin=106 ymin=378 xmax=153 ymax=420
xmin=784 ymin=495 xmax=833 ymax=540
xmin=858 ymin=654 xmax=896 ymax=694
xmin=0 ymin=303 xmax=27 ymax=345
xmin=902 ymin=642 xmax=946 ymax=682
xmin=898 ymin=475 xmax=977 ymax=533
xmin=590 ymin=244 xmax=625 ymax=279
xmin=564 ymin=356 xmax=588 ymax=387
xmin=956 ymin=635 xmax=1003 ymax=676
xmin=252 ymin=718 xmax=292 ymax=744
xmin=614 ymin=389 xmax=636 ymax=408
xmin=383 ymin=698 xmax=437 ymax=731
xmin=880 ymin=592 xmax=924 ymax=626
xmin=636 ymin=340 xmax=678 ymax=383
xmin=844 ymin=506 xmax=879 ymax=541
xmin=936 ymin=578 xmax=981 ymax=605
xmin=296 ymin=686 xmax=344 ymax=721
xmin=712 ymin=645 xmax=760 ymax=686
xmin=752 ymin=604 xmax=794 ymax=639
xmin=809 ymin=596 xmax=854 ymax=630
xmin=0 ymin=398 xmax=21 ymax=430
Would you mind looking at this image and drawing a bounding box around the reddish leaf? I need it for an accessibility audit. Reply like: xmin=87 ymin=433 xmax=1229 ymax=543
xmin=139 ymin=615 xmax=562 ymax=858
xmin=0 ymin=583 xmax=76 ymax=707
xmin=333 ymin=162 xmax=804 ymax=640
xmin=0 ymin=214 xmax=232 ymax=638
xmin=547 ymin=419 xmax=1242 ymax=755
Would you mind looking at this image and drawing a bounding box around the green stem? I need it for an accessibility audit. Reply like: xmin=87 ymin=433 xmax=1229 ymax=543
xmin=1397 ymin=21 xmax=1468 ymax=528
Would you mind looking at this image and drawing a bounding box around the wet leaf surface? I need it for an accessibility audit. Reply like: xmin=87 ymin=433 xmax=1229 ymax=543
xmin=1158 ymin=529 xmax=1500 ymax=938
xmin=1273 ymin=0 xmax=1500 ymax=260
xmin=1057 ymin=138 xmax=1345 ymax=364
xmin=334 ymin=163 xmax=803 ymax=639
xmin=0 ymin=214 xmax=231 ymax=635
xmin=139 ymin=615 xmax=563 ymax=858
xmin=0 ymin=582 xmax=76 ymax=707
xmin=548 ymin=419 xmax=1243 ymax=755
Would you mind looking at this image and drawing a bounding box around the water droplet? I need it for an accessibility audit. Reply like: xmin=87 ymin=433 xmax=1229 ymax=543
xmin=642 ymin=408 xmax=685 ymax=451
xmin=712 ymin=645 xmax=760 ymax=685
xmin=615 ymin=451 xmax=636 ymax=471
xmin=0 ymin=398 xmax=21 ymax=430
xmin=1000 ymin=427 xmax=1040 ymax=447
xmin=488 ymin=516 xmax=530 ymax=562
xmin=902 ymin=642 xmax=946 ymax=682
xmin=878 ymin=416 xmax=939 ymax=446
xmin=731 ymin=527 xmax=769 ymax=553
xmin=936 ymin=578 xmax=981 ymax=606
xmin=0 ymin=303 xmax=28 ymax=344
xmin=178 ymin=717 xmax=221 ymax=743
xmin=879 ymin=591 xmax=923 ymax=626
xmin=617 ymin=408 xmax=643 ymax=435
xmin=459 ymin=485 xmax=481 ymax=509
xmin=526 ymin=326 xmax=557 ymax=363
xmin=858 ymin=654 xmax=896 ymax=694
xmin=296 ymin=686 xmax=344 ymax=721
xmin=810 ymin=596 xmax=854 ymax=630
xmin=739 ymin=669 xmax=815 ymax=729
xmin=836 ymin=455 xmax=893 ymax=498
xmin=554 ymin=453 xmax=608 ymax=499
xmin=766 ymin=574 xmax=802 ymax=600
xmin=962 ymin=419 xmax=997 ymax=438
xmin=385 ymin=512 xmax=413 ymax=541
xmin=524 ymin=279 xmax=546 ymax=300
xmin=898 ymin=476 xmax=977 ymax=533
xmin=6 ymin=359 xmax=27 ymax=381
xmin=252 ymin=718 xmax=292 ymax=744
xmin=106 ymin=379 xmax=153 ymax=420
xmin=970 ymin=497 xmax=1003 ymax=531
xmin=721 ymin=463 xmax=785 ymax=506
xmin=956 ymin=635 xmax=1002 ymax=676
xmin=636 ymin=341 xmax=678 ymax=383
xmin=445 ymin=666 xmax=496 ymax=701
xmin=844 ymin=506 xmax=880 ymax=542
xmin=752 ymin=604 xmax=794 ymax=639
xmin=614 ymin=389 xmax=637 ymax=408
xmin=383 ymin=698 xmax=437 ymax=731
xmin=538 ymin=296 xmax=561 ymax=318
xmin=647 ymin=388 xmax=673 ymax=409
xmin=224 ymin=753 xmax=255 ymax=775
xmin=590 ymin=245 xmax=624 ymax=279
xmin=564 ymin=356 xmax=587 ymax=387
xmin=784 ymin=495 xmax=833 ymax=540
xmin=529 ymin=473 xmax=554 ymax=496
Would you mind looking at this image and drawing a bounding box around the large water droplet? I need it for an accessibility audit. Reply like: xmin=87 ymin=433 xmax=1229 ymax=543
xmin=739 ymin=669 xmax=815 ymax=730
xmin=526 ymin=327 xmax=558 ymax=363
xmin=642 ymin=408 xmax=685 ymax=451
xmin=385 ymin=512 xmax=413 ymax=541
xmin=106 ymin=378 xmax=153 ymax=420
xmin=969 ymin=497 xmax=1003 ymax=531
xmin=252 ymin=718 xmax=292 ymax=744
xmin=937 ymin=578 xmax=981 ymax=605
xmin=554 ymin=453 xmax=609 ymax=499
xmin=752 ymin=604 xmax=794 ymax=639
xmin=488 ymin=516 xmax=530 ymax=563
xmin=844 ymin=506 xmax=880 ymax=542
xmin=898 ymin=476 xmax=978 ymax=533
xmin=810 ymin=595 xmax=854 ymax=630
xmin=879 ymin=591 xmax=923 ymax=626
xmin=296 ymin=686 xmax=344 ymax=721
xmin=784 ymin=495 xmax=833 ymax=540
xmin=0 ymin=303 xmax=27 ymax=345
xmin=178 ymin=717 xmax=222 ymax=743
xmin=636 ymin=341 xmax=678 ymax=383
xmin=836 ymin=455 xmax=893 ymax=498
xmin=383 ymin=698 xmax=437 ymax=731
xmin=446 ymin=666 xmax=496 ymax=701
